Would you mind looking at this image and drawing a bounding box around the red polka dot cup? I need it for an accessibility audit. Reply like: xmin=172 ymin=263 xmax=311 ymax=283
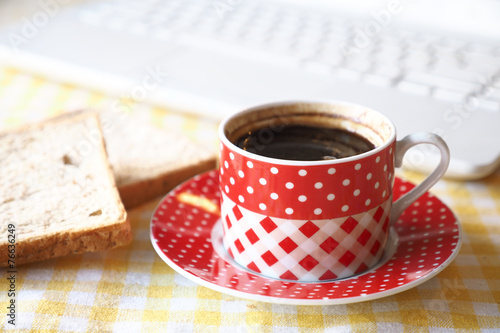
xmin=218 ymin=101 xmax=449 ymax=282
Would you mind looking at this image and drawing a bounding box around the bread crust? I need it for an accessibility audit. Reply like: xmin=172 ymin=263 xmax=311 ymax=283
xmin=0 ymin=219 xmax=131 ymax=266
xmin=119 ymin=157 xmax=216 ymax=208
xmin=0 ymin=112 xmax=131 ymax=266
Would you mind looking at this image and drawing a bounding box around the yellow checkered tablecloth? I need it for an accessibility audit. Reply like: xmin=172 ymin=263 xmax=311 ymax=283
xmin=0 ymin=67 xmax=499 ymax=332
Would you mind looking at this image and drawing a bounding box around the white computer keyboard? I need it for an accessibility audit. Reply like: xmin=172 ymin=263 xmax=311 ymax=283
xmin=1 ymin=0 xmax=499 ymax=179
xmin=79 ymin=0 xmax=500 ymax=113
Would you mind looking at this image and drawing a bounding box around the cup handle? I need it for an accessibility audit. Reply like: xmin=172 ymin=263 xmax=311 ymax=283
xmin=391 ymin=132 xmax=450 ymax=224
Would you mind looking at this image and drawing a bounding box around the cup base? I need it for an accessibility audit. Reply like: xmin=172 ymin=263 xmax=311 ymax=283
xmin=220 ymin=192 xmax=392 ymax=282
xmin=212 ymin=218 xmax=399 ymax=283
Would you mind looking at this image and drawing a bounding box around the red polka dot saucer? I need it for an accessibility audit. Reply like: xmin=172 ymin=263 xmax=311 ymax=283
xmin=150 ymin=170 xmax=462 ymax=305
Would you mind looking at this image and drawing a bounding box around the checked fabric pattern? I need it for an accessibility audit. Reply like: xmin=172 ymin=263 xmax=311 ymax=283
xmin=1 ymin=67 xmax=500 ymax=331
xmin=221 ymin=193 xmax=392 ymax=281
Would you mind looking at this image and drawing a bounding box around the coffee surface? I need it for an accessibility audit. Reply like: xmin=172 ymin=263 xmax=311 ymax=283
xmin=235 ymin=125 xmax=375 ymax=161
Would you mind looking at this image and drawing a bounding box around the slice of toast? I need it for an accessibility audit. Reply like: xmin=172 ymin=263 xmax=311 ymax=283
xmin=0 ymin=113 xmax=131 ymax=266
xmin=68 ymin=109 xmax=217 ymax=208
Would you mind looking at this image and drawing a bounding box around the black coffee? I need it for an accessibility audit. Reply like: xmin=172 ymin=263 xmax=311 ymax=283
xmin=235 ymin=125 xmax=375 ymax=161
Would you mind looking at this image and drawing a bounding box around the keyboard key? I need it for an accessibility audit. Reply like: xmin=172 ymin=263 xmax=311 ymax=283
xmin=293 ymin=47 xmax=318 ymax=61
xmin=267 ymin=37 xmax=296 ymax=53
xmin=373 ymin=49 xmax=402 ymax=65
xmin=475 ymin=98 xmax=499 ymax=112
xmin=180 ymin=34 xmax=298 ymax=68
xmin=298 ymin=26 xmax=324 ymax=42
xmin=293 ymin=36 xmax=322 ymax=51
xmin=313 ymin=51 xmax=344 ymax=67
xmin=433 ymin=47 xmax=461 ymax=63
xmin=344 ymin=59 xmax=372 ymax=73
xmin=485 ymin=86 xmax=500 ymax=100
xmin=363 ymin=74 xmax=393 ymax=87
xmin=270 ymin=29 xmax=297 ymax=45
xmin=397 ymin=81 xmax=431 ymax=96
xmin=333 ymin=68 xmax=361 ymax=81
xmin=376 ymin=44 xmax=402 ymax=56
xmin=492 ymin=74 xmax=500 ymax=88
xmin=433 ymin=88 xmax=465 ymax=103
xmin=371 ymin=64 xmax=401 ymax=80
xmin=404 ymin=71 xmax=478 ymax=93
xmin=303 ymin=61 xmax=331 ymax=75
xmin=414 ymin=33 xmax=441 ymax=45
xmin=464 ymin=42 xmax=495 ymax=55
xmin=462 ymin=52 xmax=500 ymax=70
xmin=377 ymin=34 xmax=405 ymax=48
xmin=439 ymin=37 xmax=466 ymax=50
xmin=389 ymin=28 xmax=415 ymax=39
xmin=429 ymin=63 xmax=483 ymax=83
xmin=399 ymin=51 xmax=431 ymax=71
xmin=403 ymin=39 xmax=428 ymax=50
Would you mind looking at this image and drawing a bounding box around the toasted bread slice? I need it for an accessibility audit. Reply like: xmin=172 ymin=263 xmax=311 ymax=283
xmin=0 ymin=113 xmax=131 ymax=266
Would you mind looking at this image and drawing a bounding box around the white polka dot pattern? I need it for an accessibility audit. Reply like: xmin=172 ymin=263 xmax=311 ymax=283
xmin=151 ymin=172 xmax=461 ymax=304
xmin=219 ymin=140 xmax=395 ymax=220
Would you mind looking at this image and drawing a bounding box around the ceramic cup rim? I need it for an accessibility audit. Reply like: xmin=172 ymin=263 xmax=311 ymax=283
xmin=218 ymin=100 xmax=397 ymax=166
